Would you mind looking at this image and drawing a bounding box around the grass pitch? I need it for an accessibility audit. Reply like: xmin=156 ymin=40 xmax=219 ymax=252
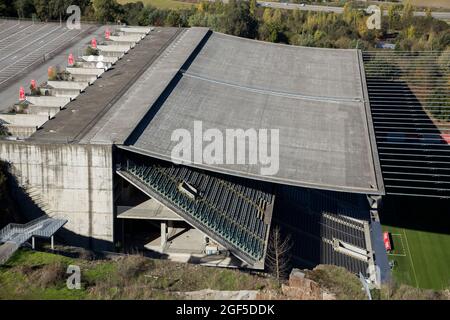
xmin=381 ymin=198 xmax=450 ymax=290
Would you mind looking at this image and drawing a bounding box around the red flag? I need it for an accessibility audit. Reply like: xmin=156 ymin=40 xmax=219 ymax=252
xmin=383 ymin=232 xmax=391 ymax=251
xmin=91 ymin=38 xmax=97 ymax=49
xmin=105 ymin=28 xmax=111 ymax=40
xmin=19 ymin=87 xmax=25 ymax=101
xmin=68 ymin=53 xmax=74 ymax=66
xmin=441 ymin=134 xmax=450 ymax=145
xmin=30 ymin=80 xmax=37 ymax=90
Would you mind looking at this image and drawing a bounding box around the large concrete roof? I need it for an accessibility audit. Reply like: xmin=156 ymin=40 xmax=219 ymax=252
xmin=23 ymin=27 xmax=383 ymax=194
xmin=124 ymin=32 xmax=383 ymax=194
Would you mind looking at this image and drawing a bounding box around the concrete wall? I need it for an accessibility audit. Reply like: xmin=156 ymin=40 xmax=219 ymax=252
xmin=0 ymin=141 xmax=114 ymax=250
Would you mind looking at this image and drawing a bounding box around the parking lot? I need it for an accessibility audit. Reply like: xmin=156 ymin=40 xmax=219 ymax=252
xmin=0 ymin=19 xmax=93 ymax=87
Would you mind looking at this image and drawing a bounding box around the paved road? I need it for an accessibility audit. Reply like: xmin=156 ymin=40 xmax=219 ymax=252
xmin=214 ymin=1 xmax=450 ymax=21
xmin=0 ymin=242 xmax=18 ymax=264
xmin=259 ymin=1 xmax=450 ymax=20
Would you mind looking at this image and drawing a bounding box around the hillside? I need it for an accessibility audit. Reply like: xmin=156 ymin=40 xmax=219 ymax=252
xmin=0 ymin=249 xmax=448 ymax=300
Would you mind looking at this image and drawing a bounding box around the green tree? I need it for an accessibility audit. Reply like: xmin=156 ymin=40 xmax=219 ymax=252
xmin=14 ymin=0 xmax=34 ymax=18
xmin=401 ymin=0 xmax=414 ymax=25
xmin=249 ymin=0 xmax=257 ymax=18
xmin=92 ymin=0 xmax=119 ymax=23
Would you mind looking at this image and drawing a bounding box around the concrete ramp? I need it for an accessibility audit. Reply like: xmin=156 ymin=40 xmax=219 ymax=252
xmin=0 ymin=242 xmax=19 ymax=265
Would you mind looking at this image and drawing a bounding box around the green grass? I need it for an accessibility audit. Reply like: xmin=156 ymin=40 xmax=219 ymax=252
xmin=380 ymin=197 xmax=450 ymax=291
xmin=383 ymin=225 xmax=450 ymax=290
xmin=117 ymin=0 xmax=195 ymax=10
xmin=0 ymin=249 xmax=278 ymax=300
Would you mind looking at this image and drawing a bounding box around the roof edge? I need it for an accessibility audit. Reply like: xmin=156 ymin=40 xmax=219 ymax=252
xmin=118 ymin=145 xmax=385 ymax=196
xmin=357 ymin=50 xmax=385 ymax=196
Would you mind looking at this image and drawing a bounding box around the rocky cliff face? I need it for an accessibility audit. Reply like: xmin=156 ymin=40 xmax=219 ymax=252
xmin=281 ymin=269 xmax=336 ymax=300
xmin=257 ymin=268 xmax=337 ymax=300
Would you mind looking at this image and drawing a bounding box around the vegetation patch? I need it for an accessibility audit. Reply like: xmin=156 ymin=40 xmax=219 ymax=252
xmin=306 ymin=265 xmax=367 ymax=300
xmin=0 ymin=249 xmax=278 ymax=300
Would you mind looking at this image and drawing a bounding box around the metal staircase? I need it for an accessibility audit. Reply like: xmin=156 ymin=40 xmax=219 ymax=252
xmin=0 ymin=216 xmax=67 ymax=264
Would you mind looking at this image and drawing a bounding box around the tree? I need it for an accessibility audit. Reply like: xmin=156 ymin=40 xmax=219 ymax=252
xmin=401 ymin=0 xmax=414 ymax=25
xmin=165 ymin=10 xmax=181 ymax=27
xmin=266 ymin=226 xmax=292 ymax=284
xmin=219 ymin=0 xmax=257 ymax=38
xmin=387 ymin=4 xmax=399 ymax=30
xmin=92 ymin=0 xmax=119 ymax=23
xmin=13 ymin=0 xmax=34 ymax=18
xmin=249 ymin=0 xmax=257 ymax=18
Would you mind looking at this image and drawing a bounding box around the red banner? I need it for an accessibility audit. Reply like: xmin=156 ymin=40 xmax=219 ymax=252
xmin=383 ymin=232 xmax=391 ymax=251
xmin=19 ymin=87 xmax=25 ymax=101
xmin=68 ymin=53 xmax=74 ymax=66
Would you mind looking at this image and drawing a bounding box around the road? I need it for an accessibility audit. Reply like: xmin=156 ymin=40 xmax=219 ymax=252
xmin=213 ymin=1 xmax=450 ymax=21
xmin=259 ymin=1 xmax=450 ymax=20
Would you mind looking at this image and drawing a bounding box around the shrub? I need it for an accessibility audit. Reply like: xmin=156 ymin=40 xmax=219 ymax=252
xmin=47 ymin=66 xmax=57 ymax=81
xmin=306 ymin=265 xmax=367 ymax=300
xmin=117 ymin=255 xmax=152 ymax=279
xmin=34 ymin=262 xmax=67 ymax=288
xmin=78 ymin=248 xmax=95 ymax=261
xmin=85 ymin=46 xmax=99 ymax=56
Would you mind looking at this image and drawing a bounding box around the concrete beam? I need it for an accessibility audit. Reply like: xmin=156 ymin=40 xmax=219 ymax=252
xmin=48 ymin=81 xmax=89 ymax=91
xmin=119 ymin=27 xmax=153 ymax=35
xmin=66 ymin=67 xmax=104 ymax=76
xmin=0 ymin=114 xmax=49 ymax=127
xmin=26 ymin=105 xmax=61 ymax=117
xmin=26 ymin=96 xmax=71 ymax=108
xmin=81 ymin=56 xmax=119 ymax=64
xmin=79 ymin=61 xmax=112 ymax=70
xmin=0 ymin=114 xmax=50 ymax=138
xmin=97 ymin=45 xmax=132 ymax=53
xmin=109 ymin=34 xmax=144 ymax=43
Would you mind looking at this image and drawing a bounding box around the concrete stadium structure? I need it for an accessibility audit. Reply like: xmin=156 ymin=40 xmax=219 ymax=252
xmin=0 ymin=23 xmax=395 ymax=284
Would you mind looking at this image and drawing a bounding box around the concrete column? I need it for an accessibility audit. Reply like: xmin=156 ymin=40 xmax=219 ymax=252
xmin=161 ymin=221 xmax=167 ymax=250
xmin=51 ymin=236 xmax=54 ymax=250
xmin=167 ymin=220 xmax=174 ymax=236
xmin=121 ymin=219 xmax=125 ymax=253
xmin=31 ymin=237 xmax=35 ymax=250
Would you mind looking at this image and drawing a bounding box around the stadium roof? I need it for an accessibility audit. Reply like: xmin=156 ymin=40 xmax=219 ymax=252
xmin=124 ymin=31 xmax=383 ymax=195
xmin=29 ymin=27 xmax=384 ymax=195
